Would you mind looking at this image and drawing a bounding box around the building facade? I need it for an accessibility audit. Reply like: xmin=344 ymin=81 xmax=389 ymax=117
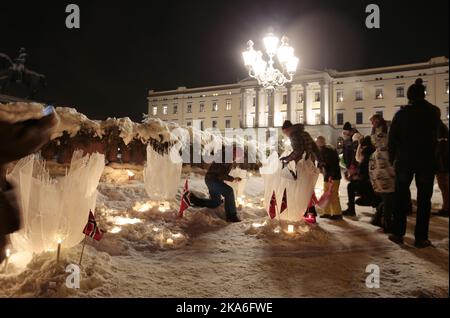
xmin=148 ymin=57 xmax=449 ymax=141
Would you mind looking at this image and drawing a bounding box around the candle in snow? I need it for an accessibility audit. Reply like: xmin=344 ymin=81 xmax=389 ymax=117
xmin=287 ymin=224 xmax=295 ymax=233
xmin=56 ymin=238 xmax=62 ymax=263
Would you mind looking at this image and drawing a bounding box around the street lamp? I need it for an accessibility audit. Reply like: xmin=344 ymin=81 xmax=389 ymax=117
xmin=242 ymin=33 xmax=299 ymax=90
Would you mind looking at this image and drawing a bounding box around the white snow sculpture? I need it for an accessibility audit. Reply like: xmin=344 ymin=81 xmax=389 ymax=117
xmin=6 ymin=151 xmax=105 ymax=253
xmin=260 ymin=152 xmax=319 ymax=222
xmin=143 ymin=144 xmax=183 ymax=201
xmin=226 ymin=167 xmax=249 ymax=199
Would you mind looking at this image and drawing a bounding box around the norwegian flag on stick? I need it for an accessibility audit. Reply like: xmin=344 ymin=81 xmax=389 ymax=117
xmin=79 ymin=210 xmax=104 ymax=265
xmin=83 ymin=211 xmax=104 ymax=241
xmin=178 ymin=179 xmax=190 ymax=218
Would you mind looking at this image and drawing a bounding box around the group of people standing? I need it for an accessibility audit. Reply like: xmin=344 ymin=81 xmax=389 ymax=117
xmin=294 ymin=78 xmax=448 ymax=249
xmin=190 ymin=77 xmax=447 ymax=249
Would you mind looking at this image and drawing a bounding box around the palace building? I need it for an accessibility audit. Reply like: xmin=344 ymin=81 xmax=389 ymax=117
xmin=148 ymin=56 xmax=449 ymax=142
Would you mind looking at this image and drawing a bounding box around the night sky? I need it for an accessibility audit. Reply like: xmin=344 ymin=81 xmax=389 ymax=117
xmin=1 ymin=0 xmax=448 ymax=121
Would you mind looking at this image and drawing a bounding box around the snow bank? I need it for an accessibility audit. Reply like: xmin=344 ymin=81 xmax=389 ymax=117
xmin=0 ymin=102 xmax=44 ymax=123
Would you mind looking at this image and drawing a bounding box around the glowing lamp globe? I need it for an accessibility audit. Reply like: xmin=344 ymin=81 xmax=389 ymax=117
xmin=263 ymin=33 xmax=279 ymax=55
xmin=286 ymin=57 xmax=299 ymax=74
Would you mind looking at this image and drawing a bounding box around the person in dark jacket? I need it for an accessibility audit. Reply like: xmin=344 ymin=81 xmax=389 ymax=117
xmin=0 ymin=109 xmax=59 ymax=263
xmin=342 ymin=136 xmax=378 ymax=216
xmin=435 ymin=109 xmax=449 ymax=217
xmin=388 ymin=78 xmax=441 ymax=248
xmin=316 ymin=136 xmax=342 ymax=220
xmin=280 ymin=120 xmax=321 ymax=164
xmin=188 ymin=148 xmax=243 ymax=222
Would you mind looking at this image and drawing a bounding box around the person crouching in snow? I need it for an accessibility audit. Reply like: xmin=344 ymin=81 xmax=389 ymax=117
xmin=280 ymin=120 xmax=321 ymax=164
xmin=315 ymin=136 xmax=343 ymax=220
xmin=280 ymin=120 xmax=322 ymax=217
xmin=187 ymin=147 xmax=243 ymax=223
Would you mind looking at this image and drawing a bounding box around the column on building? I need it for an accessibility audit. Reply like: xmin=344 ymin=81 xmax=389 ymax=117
xmin=286 ymin=84 xmax=292 ymax=122
xmin=267 ymin=89 xmax=275 ymax=127
xmin=240 ymin=88 xmax=247 ymax=128
xmin=301 ymin=82 xmax=309 ymax=125
xmin=328 ymin=82 xmax=333 ymax=126
xmin=319 ymin=80 xmax=330 ymax=125
xmin=274 ymin=88 xmax=283 ymax=127
xmin=254 ymin=86 xmax=260 ymax=127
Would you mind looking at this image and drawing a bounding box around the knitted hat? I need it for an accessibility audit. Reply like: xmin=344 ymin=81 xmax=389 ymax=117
xmin=343 ymin=122 xmax=352 ymax=131
xmin=407 ymin=78 xmax=426 ymax=101
xmin=282 ymin=120 xmax=293 ymax=130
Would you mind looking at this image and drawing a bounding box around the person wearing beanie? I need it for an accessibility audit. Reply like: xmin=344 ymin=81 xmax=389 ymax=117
xmin=368 ymin=113 xmax=396 ymax=233
xmin=280 ymin=120 xmax=321 ymax=164
xmin=388 ymin=78 xmax=441 ymax=248
xmin=341 ymin=122 xmax=360 ymax=182
xmin=315 ymin=136 xmax=343 ymax=220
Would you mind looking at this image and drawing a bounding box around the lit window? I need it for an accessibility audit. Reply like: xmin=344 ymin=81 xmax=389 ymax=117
xmin=212 ymin=102 xmax=219 ymax=112
xmin=152 ymin=106 xmax=158 ymax=116
xmin=298 ymin=92 xmax=304 ymax=103
xmin=336 ymin=113 xmax=344 ymax=125
xmin=375 ymin=88 xmax=383 ymax=99
xmin=187 ymin=104 xmax=192 ymax=113
xmin=163 ymin=105 xmax=168 ymax=115
xmin=173 ymin=105 xmax=178 ymax=114
xmin=337 ymin=91 xmax=344 ymax=102
xmin=356 ymin=112 xmax=363 ymax=125
xmin=396 ymin=86 xmax=405 ymax=98
xmin=226 ymin=100 xmax=232 ymax=111
xmin=355 ymin=90 xmax=363 ymax=101
xmin=314 ymin=92 xmax=321 ymax=102
xmin=199 ymin=103 xmax=205 ymax=112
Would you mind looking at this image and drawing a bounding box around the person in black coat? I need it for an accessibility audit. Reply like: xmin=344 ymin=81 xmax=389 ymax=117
xmin=388 ymin=78 xmax=441 ymax=248
xmin=342 ymin=136 xmax=378 ymax=216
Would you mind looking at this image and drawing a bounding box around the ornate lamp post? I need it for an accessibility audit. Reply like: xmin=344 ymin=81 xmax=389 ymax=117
xmin=242 ymin=33 xmax=299 ymax=90
xmin=242 ymin=33 xmax=299 ymax=127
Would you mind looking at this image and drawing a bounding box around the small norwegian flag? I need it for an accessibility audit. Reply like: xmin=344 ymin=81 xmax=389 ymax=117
xmin=83 ymin=210 xmax=104 ymax=241
xmin=268 ymin=191 xmax=277 ymax=219
xmin=178 ymin=179 xmax=190 ymax=218
xmin=280 ymin=189 xmax=287 ymax=214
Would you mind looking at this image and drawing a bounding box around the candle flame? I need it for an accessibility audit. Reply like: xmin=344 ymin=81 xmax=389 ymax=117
xmin=6 ymin=249 xmax=10 ymax=258
xmin=287 ymin=224 xmax=295 ymax=233
xmin=126 ymin=170 xmax=135 ymax=177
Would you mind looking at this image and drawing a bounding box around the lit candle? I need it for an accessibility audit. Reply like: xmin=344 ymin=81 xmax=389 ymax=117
xmin=166 ymin=238 xmax=174 ymax=245
xmin=252 ymin=222 xmax=263 ymax=228
xmin=56 ymin=238 xmax=62 ymax=263
xmin=3 ymin=249 xmax=10 ymax=272
xmin=127 ymin=170 xmax=135 ymax=180
xmin=287 ymin=224 xmax=295 ymax=233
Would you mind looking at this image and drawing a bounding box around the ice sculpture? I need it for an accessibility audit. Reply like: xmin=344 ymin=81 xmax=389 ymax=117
xmin=143 ymin=144 xmax=182 ymax=201
xmin=6 ymin=151 xmax=105 ymax=253
xmin=260 ymin=152 xmax=319 ymax=222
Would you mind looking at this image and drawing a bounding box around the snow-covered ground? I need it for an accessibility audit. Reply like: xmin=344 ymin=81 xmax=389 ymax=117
xmin=0 ymin=164 xmax=448 ymax=298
